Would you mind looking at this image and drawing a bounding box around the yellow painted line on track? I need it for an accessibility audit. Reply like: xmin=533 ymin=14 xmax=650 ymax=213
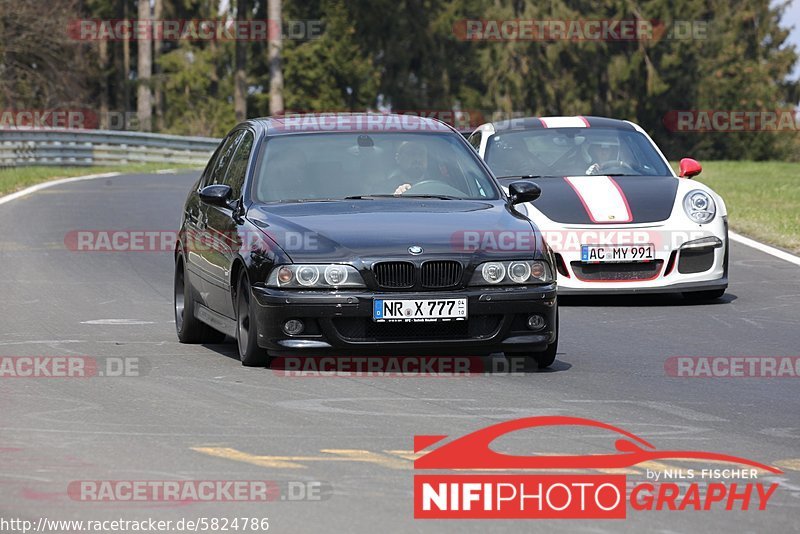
xmin=192 ymin=447 xmax=309 ymax=469
xmin=192 ymin=447 xmax=411 ymax=470
xmin=775 ymin=459 xmax=800 ymax=472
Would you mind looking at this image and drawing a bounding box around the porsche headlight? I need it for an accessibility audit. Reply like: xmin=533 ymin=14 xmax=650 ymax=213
xmin=469 ymin=260 xmax=552 ymax=286
xmin=683 ymin=190 xmax=716 ymax=224
xmin=267 ymin=264 xmax=365 ymax=288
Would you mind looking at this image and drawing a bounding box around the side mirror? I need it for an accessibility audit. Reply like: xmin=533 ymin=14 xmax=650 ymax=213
xmin=508 ymin=181 xmax=541 ymax=205
xmin=199 ymin=184 xmax=233 ymax=207
xmin=679 ymin=158 xmax=702 ymax=178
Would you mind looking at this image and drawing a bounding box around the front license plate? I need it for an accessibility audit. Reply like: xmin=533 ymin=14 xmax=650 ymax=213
xmin=373 ymin=298 xmax=467 ymax=322
xmin=581 ymin=243 xmax=655 ymax=263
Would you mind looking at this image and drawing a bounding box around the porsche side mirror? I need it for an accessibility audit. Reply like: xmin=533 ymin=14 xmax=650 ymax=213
xmin=199 ymin=184 xmax=233 ymax=207
xmin=508 ymin=181 xmax=541 ymax=205
xmin=679 ymin=158 xmax=702 ymax=178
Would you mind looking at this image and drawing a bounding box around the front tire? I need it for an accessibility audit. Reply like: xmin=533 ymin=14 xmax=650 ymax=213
xmin=506 ymin=308 xmax=559 ymax=370
xmin=235 ymin=271 xmax=270 ymax=367
xmin=174 ymin=255 xmax=226 ymax=344
xmin=534 ymin=337 xmax=558 ymax=369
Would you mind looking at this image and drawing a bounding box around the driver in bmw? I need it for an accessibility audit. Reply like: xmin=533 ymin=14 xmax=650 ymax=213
xmin=391 ymin=141 xmax=430 ymax=194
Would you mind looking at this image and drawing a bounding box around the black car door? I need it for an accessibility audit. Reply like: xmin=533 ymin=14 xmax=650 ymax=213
xmin=189 ymin=130 xmax=244 ymax=310
xmin=203 ymin=129 xmax=255 ymax=318
xmin=184 ymin=140 xmax=224 ymax=306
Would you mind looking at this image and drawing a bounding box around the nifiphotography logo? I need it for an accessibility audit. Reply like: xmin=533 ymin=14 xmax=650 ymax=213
xmin=413 ymin=416 xmax=782 ymax=519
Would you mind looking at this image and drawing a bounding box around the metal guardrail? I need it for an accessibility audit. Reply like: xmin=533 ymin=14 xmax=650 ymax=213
xmin=0 ymin=129 xmax=220 ymax=168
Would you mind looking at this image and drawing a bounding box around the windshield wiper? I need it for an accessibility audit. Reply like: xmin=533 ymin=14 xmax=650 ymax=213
xmin=496 ymin=175 xmax=544 ymax=180
xmin=399 ymin=194 xmax=456 ymax=200
xmin=344 ymin=194 xmax=456 ymax=200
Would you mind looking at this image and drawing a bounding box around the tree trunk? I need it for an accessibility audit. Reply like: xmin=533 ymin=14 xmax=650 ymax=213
xmin=268 ymin=0 xmax=283 ymax=115
xmin=137 ymin=0 xmax=152 ymax=132
xmin=122 ymin=0 xmax=131 ymax=128
xmin=98 ymin=38 xmax=109 ymax=129
xmin=234 ymin=0 xmax=249 ymax=122
xmin=153 ymin=0 xmax=164 ymax=130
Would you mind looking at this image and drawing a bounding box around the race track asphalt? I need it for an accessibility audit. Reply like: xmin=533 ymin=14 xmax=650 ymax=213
xmin=1 ymin=171 xmax=798 ymax=533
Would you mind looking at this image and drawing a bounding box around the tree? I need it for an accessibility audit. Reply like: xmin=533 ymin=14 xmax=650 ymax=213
xmin=0 ymin=0 xmax=97 ymax=111
xmin=136 ymin=0 xmax=152 ymax=131
xmin=281 ymin=0 xmax=379 ymax=111
xmin=268 ymin=0 xmax=284 ymax=114
xmin=234 ymin=0 xmax=249 ymax=121
xmin=153 ymin=0 xmax=165 ymax=130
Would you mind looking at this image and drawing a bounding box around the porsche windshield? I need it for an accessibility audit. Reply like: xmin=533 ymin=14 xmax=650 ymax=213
xmin=253 ymin=132 xmax=499 ymax=202
xmin=484 ymin=128 xmax=672 ymax=177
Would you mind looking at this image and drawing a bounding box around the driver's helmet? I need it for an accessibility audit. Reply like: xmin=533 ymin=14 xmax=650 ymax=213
xmin=586 ymin=136 xmax=621 ymax=163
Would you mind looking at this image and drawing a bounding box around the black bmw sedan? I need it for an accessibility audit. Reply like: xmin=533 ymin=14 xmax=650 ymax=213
xmin=174 ymin=113 xmax=558 ymax=368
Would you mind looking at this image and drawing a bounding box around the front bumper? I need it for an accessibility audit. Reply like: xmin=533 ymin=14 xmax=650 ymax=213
xmin=251 ymin=283 xmax=557 ymax=356
xmin=549 ymin=221 xmax=728 ymax=295
xmin=558 ymin=277 xmax=728 ymax=295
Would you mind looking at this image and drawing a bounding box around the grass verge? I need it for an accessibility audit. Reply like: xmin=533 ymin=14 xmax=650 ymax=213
xmin=671 ymin=161 xmax=799 ymax=254
xmin=691 ymin=161 xmax=800 ymax=255
xmin=0 ymin=163 xmax=201 ymax=196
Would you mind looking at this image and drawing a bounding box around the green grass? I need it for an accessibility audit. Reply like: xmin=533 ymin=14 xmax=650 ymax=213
xmin=0 ymin=163 xmax=201 ymax=196
xmin=674 ymin=161 xmax=800 ymax=254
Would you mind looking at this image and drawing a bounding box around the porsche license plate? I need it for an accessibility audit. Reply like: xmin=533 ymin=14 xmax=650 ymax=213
xmin=581 ymin=244 xmax=655 ymax=263
xmin=373 ymin=298 xmax=467 ymax=322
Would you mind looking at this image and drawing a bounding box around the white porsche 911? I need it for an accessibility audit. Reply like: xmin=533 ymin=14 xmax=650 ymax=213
xmin=468 ymin=116 xmax=728 ymax=299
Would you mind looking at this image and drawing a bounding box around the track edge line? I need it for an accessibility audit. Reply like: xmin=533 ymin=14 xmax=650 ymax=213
xmin=0 ymin=171 xmax=123 ymax=206
xmin=729 ymin=231 xmax=800 ymax=267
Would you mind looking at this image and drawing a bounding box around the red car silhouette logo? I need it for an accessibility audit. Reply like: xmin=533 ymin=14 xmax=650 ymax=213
xmin=414 ymin=416 xmax=782 ymax=473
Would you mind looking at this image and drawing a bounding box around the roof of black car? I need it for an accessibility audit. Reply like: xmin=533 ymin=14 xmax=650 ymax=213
xmin=247 ymin=113 xmax=456 ymax=135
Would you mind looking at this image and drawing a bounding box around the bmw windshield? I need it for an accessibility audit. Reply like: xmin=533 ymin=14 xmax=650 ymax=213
xmin=253 ymin=132 xmax=500 ymax=202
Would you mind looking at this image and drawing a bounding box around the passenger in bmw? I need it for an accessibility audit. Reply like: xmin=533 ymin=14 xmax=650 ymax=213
xmin=259 ymin=148 xmax=309 ymax=200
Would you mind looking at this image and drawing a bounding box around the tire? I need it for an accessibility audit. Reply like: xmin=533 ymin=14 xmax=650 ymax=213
xmin=174 ymin=255 xmax=226 ymax=344
xmin=682 ymin=289 xmax=725 ymax=301
xmin=534 ymin=337 xmax=558 ymax=369
xmin=506 ymin=308 xmax=559 ymax=370
xmin=235 ymin=270 xmax=271 ymax=367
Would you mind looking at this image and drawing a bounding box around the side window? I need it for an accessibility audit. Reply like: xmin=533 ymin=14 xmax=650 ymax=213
xmin=467 ymin=131 xmax=482 ymax=151
xmin=199 ymin=142 xmax=224 ymax=188
xmin=223 ymin=131 xmax=254 ymax=199
xmin=207 ymin=130 xmax=245 ymax=186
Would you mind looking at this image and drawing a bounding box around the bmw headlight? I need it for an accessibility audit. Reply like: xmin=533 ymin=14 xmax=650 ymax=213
xmin=683 ymin=190 xmax=716 ymax=224
xmin=267 ymin=264 xmax=365 ymax=288
xmin=469 ymin=260 xmax=553 ymax=286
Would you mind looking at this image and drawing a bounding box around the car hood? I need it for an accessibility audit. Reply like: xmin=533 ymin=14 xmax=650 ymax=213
xmin=248 ymin=199 xmax=539 ymax=263
xmin=519 ymin=175 xmax=679 ymax=224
